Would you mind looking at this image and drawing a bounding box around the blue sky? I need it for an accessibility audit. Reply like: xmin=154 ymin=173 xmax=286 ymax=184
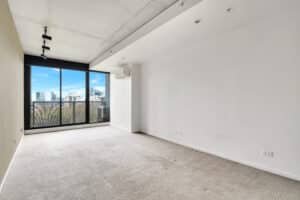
xmin=31 ymin=66 xmax=106 ymax=101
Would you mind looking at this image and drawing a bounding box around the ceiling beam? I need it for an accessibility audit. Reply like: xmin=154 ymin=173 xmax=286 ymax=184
xmin=90 ymin=0 xmax=202 ymax=68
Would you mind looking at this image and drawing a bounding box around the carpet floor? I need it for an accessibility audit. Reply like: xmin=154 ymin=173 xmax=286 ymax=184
xmin=1 ymin=126 xmax=299 ymax=200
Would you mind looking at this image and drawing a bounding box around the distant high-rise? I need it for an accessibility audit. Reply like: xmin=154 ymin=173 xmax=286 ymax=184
xmin=94 ymin=89 xmax=103 ymax=97
xmin=51 ymin=92 xmax=57 ymax=101
xmin=90 ymin=88 xmax=95 ymax=96
xmin=36 ymin=92 xmax=45 ymax=101
xmin=64 ymin=94 xmax=81 ymax=102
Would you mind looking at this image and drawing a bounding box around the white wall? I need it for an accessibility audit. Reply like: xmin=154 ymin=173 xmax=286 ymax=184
xmin=110 ymin=65 xmax=141 ymax=132
xmin=99 ymin=0 xmax=300 ymax=180
xmin=110 ymin=75 xmax=132 ymax=132
xmin=0 ymin=0 xmax=24 ymax=188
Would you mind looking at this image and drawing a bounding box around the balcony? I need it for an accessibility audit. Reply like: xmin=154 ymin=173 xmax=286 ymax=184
xmin=31 ymin=101 xmax=109 ymax=128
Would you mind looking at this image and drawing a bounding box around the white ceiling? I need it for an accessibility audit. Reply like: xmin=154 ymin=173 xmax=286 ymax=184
xmin=94 ymin=0 xmax=300 ymax=70
xmin=8 ymin=0 xmax=179 ymax=63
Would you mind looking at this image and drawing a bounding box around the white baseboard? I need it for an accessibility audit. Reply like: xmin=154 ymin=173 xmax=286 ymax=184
xmin=146 ymin=133 xmax=300 ymax=182
xmin=25 ymin=122 xmax=110 ymax=135
xmin=0 ymin=134 xmax=23 ymax=194
xmin=196 ymin=145 xmax=300 ymax=182
xmin=110 ymin=124 xmax=131 ymax=133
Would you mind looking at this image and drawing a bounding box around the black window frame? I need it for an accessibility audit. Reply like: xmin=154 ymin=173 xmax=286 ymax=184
xmin=24 ymin=54 xmax=110 ymax=130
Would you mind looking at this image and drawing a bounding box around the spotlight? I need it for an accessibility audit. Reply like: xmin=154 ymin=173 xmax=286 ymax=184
xmin=226 ymin=8 xmax=232 ymax=13
xmin=41 ymin=54 xmax=47 ymax=59
xmin=194 ymin=19 xmax=201 ymax=24
xmin=42 ymin=26 xmax=52 ymax=40
xmin=42 ymin=45 xmax=50 ymax=50
xmin=42 ymin=34 xmax=52 ymax=41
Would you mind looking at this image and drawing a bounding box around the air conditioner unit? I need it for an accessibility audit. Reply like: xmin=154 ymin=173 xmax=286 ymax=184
xmin=113 ymin=63 xmax=131 ymax=79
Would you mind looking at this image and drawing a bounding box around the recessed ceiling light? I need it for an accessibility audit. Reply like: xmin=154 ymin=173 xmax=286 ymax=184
xmin=194 ymin=19 xmax=201 ymax=24
xmin=226 ymin=8 xmax=233 ymax=13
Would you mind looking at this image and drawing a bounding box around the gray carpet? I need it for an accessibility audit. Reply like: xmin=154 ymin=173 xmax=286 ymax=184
xmin=1 ymin=126 xmax=299 ymax=200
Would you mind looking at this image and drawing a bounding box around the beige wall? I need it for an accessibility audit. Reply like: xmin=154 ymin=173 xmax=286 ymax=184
xmin=0 ymin=0 xmax=24 ymax=186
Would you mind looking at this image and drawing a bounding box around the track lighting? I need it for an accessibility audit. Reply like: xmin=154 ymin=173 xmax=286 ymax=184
xmin=42 ymin=34 xmax=52 ymax=41
xmin=40 ymin=54 xmax=47 ymax=60
xmin=42 ymin=45 xmax=50 ymax=50
xmin=40 ymin=26 xmax=52 ymax=59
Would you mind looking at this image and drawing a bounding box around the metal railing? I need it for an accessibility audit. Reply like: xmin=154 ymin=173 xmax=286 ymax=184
xmin=31 ymin=101 xmax=108 ymax=128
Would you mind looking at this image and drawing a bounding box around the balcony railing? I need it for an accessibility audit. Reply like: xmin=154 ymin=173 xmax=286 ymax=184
xmin=31 ymin=101 xmax=109 ymax=128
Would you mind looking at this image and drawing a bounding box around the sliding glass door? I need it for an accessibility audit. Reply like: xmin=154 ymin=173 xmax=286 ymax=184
xmin=27 ymin=64 xmax=109 ymax=129
xmin=31 ymin=66 xmax=60 ymax=128
xmin=89 ymin=72 xmax=110 ymax=123
xmin=62 ymin=69 xmax=86 ymax=125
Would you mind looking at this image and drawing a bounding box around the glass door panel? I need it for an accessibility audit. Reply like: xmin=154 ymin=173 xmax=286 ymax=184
xmin=89 ymin=72 xmax=109 ymax=123
xmin=31 ymin=66 xmax=60 ymax=128
xmin=61 ymin=69 xmax=86 ymax=125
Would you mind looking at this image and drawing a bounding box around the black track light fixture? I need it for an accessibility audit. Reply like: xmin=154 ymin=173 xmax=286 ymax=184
xmin=42 ymin=45 xmax=50 ymax=50
xmin=42 ymin=34 xmax=52 ymax=41
xmin=40 ymin=26 xmax=52 ymax=59
xmin=42 ymin=26 xmax=52 ymax=41
xmin=42 ymin=38 xmax=51 ymax=51
xmin=41 ymin=54 xmax=47 ymax=60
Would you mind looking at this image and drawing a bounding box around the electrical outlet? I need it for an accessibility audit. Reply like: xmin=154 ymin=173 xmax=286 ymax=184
xmin=263 ymin=151 xmax=274 ymax=158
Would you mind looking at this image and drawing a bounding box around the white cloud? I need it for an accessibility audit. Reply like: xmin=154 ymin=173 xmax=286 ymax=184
xmin=91 ymin=79 xmax=97 ymax=84
xmin=52 ymin=68 xmax=60 ymax=72
xmin=93 ymin=86 xmax=106 ymax=97
xmin=94 ymin=86 xmax=105 ymax=92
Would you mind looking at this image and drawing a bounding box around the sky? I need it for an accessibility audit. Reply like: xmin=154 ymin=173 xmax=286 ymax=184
xmin=31 ymin=66 xmax=106 ymax=101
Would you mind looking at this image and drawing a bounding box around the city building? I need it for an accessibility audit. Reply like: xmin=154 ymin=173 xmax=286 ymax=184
xmin=36 ymin=92 xmax=45 ymax=101
xmin=94 ymin=89 xmax=102 ymax=97
xmin=50 ymin=92 xmax=58 ymax=101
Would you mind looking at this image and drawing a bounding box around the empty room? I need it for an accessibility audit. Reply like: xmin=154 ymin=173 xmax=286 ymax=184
xmin=0 ymin=0 xmax=300 ymax=199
